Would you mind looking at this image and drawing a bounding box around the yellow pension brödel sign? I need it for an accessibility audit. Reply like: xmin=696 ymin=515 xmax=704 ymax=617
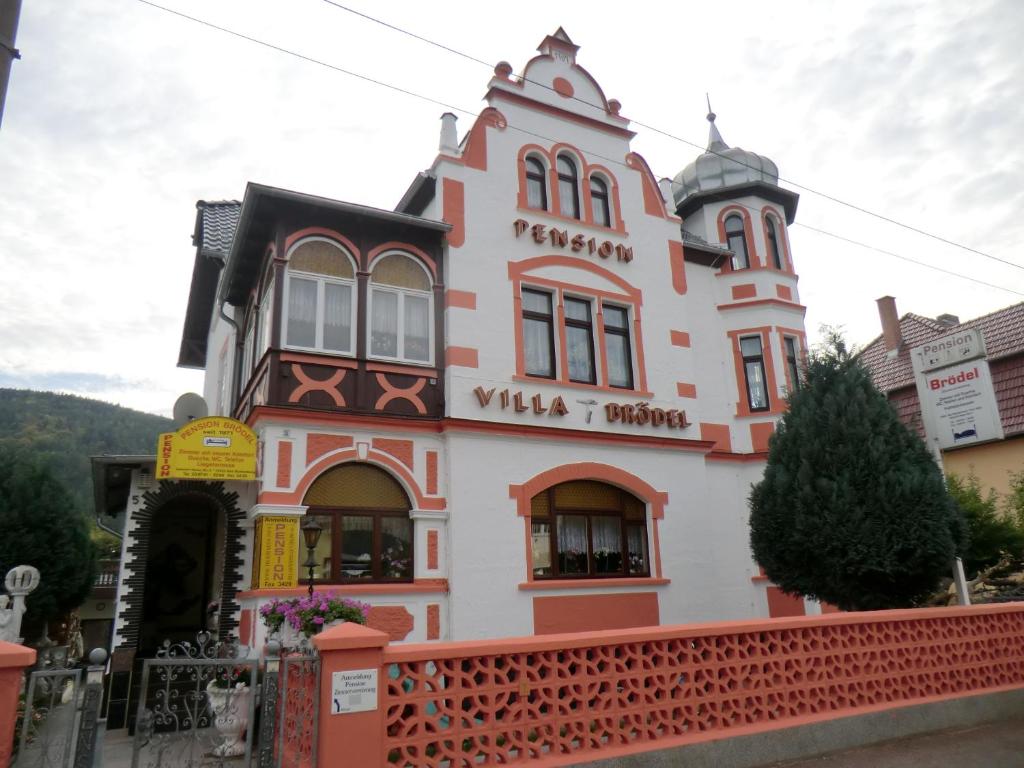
xmin=156 ymin=416 xmax=257 ymax=481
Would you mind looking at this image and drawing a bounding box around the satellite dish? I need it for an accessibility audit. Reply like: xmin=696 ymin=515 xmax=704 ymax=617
xmin=172 ymin=393 xmax=209 ymax=428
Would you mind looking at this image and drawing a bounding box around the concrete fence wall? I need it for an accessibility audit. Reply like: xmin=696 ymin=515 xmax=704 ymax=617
xmin=312 ymin=603 xmax=1024 ymax=767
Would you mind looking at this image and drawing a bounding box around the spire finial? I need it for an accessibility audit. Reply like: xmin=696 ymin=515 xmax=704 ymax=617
xmin=704 ymin=94 xmax=728 ymax=152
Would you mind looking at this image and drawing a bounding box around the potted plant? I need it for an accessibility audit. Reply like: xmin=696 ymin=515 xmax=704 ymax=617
xmin=260 ymin=593 xmax=370 ymax=648
xmin=205 ymin=665 xmax=253 ymax=757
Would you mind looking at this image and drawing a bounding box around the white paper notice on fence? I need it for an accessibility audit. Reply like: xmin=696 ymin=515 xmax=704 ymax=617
xmin=331 ymin=669 xmax=378 ymax=714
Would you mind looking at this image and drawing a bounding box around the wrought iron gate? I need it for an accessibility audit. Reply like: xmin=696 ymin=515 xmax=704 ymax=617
xmin=131 ymin=633 xmax=320 ymax=768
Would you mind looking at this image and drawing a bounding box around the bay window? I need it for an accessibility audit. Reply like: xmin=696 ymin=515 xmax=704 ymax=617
xmin=369 ymin=253 xmax=433 ymax=364
xmin=741 ymin=335 xmax=770 ymax=411
xmin=531 ymin=480 xmax=649 ymax=580
xmin=284 ymin=238 xmax=356 ymax=354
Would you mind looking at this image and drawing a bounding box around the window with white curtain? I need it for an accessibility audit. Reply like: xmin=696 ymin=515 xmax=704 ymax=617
xmin=284 ymin=238 xmax=356 ymax=354
xmin=530 ymin=480 xmax=649 ymax=580
xmin=368 ymin=252 xmax=433 ymax=364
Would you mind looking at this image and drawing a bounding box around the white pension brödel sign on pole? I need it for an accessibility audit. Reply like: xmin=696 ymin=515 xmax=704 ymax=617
xmin=911 ymin=328 xmax=1004 ymax=450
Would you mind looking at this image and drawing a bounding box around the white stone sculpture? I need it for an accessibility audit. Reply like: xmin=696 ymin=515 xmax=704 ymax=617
xmin=0 ymin=565 xmax=41 ymax=643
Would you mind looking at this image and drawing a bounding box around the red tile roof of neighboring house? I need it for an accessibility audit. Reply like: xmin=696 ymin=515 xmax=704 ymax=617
xmin=858 ymin=302 xmax=1024 ymax=437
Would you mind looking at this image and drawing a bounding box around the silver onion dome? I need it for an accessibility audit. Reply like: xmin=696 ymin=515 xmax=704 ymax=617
xmin=672 ymin=111 xmax=779 ymax=209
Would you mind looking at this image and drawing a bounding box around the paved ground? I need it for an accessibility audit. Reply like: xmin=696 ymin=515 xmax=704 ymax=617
xmin=764 ymin=719 xmax=1024 ymax=768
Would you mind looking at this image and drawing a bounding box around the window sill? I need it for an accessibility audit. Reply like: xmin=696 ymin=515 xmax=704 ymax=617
xmin=237 ymin=579 xmax=448 ymax=599
xmin=518 ymin=578 xmax=669 ymax=591
xmin=513 ymin=375 xmax=653 ymax=398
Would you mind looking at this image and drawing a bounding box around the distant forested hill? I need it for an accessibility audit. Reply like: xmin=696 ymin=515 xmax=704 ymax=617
xmin=0 ymin=389 xmax=172 ymax=516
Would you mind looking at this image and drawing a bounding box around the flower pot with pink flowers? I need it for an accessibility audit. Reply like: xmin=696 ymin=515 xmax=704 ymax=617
xmin=259 ymin=593 xmax=370 ymax=649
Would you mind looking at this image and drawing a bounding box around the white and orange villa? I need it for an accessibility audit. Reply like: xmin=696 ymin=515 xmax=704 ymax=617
xmin=100 ymin=29 xmax=815 ymax=693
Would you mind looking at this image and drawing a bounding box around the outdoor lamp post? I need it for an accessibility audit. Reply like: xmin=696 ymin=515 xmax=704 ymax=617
xmin=301 ymin=516 xmax=323 ymax=597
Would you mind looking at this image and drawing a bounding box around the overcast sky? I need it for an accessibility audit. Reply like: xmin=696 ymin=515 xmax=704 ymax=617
xmin=1 ymin=0 xmax=1021 ymax=416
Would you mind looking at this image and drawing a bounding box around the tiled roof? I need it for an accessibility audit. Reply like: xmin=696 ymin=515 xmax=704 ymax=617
xmin=860 ymin=302 xmax=1024 ymax=438
xmin=194 ymin=200 xmax=241 ymax=258
xmin=859 ymin=303 xmax=1024 ymax=394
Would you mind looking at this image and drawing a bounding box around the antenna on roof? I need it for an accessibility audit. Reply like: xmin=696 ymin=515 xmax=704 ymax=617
xmin=706 ymin=92 xmax=714 ymax=121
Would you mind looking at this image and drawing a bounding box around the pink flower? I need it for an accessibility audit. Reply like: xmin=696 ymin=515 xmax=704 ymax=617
xmin=313 ymin=616 xmax=324 ymax=625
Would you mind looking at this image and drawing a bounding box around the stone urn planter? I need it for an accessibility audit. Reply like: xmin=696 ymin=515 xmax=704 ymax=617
xmin=205 ymin=681 xmax=252 ymax=757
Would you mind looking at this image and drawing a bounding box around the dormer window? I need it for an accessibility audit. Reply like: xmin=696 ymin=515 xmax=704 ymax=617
xmin=525 ymin=156 xmax=548 ymax=211
xmin=557 ymin=155 xmax=581 ymax=220
xmin=284 ymin=238 xmax=357 ymax=354
xmin=766 ymin=215 xmax=783 ymax=270
xmin=590 ymin=176 xmax=610 ymax=227
xmin=725 ymin=214 xmax=749 ymax=270
xmin=368 ymin=252 xmax=434 ymax=364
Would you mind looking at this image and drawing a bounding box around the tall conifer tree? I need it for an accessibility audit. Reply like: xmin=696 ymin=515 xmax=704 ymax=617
xmin=749 ymin=333 xmax=966 ymax=610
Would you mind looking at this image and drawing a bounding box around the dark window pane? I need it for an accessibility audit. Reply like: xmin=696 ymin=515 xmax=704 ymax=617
xmin=745 ymin=361 xmax=768 ymax=410
xmin=287 ymin=277 xmax=317 ymax=348
xmin=531 ymin=521 xmax=552 ymax=577
xmin=592 ymin=515 xmax=623 ymax=573
xmin=740 ymin=336 xmax=762 ymax=357
xmin=340 ymin=516 xmax=373 ymax=579
xmin=590 ymin=177 xmax=610 ymax=227
xmin=605 ymin=332 xmax=632 ymax=388
xmin=603 ymin=305 xmax=628 ymax=330
xmin=403 ymin=294 xmax=430 ymax=362
xmin=370 ymin=290 xmax=398 ymax=357
xmin=526 ymin=158 xmax=547 ymax=210
xmin=627 ymin=525 xmax=648 ymax=575
xmin=725 ymin=215 xmax=749 ymax=269
xmin=522 ymin=289 xmax=552 ymax=315
xmin=767 ymin=217 xmax=783 ymax=269
xmin=557 ymin=515 xmax=588 ymax=575
xmin=323 ymin=282 xmax=352 ymax=352
xmin=381 ymin=516 xmax=413 ymax=579
xmin=564 ymin=297 xmax=590 ymax=322
xmin=310 ymin=515 xmax=333 ymax=580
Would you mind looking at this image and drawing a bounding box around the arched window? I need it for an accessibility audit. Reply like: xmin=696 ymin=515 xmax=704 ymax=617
xmin=590 ymin=176 xmax=611 ymax=227
xmin=724 ymin=214 xmax=750 ymax=270
xmin=557 ymin=155 xmax=581 ymax=220
xmin=302 ymin=463 xmax=413 ymax=583
xmin=530 ymin=480 xmax=649 ymax=579
xmin=284 ymin=238 xmax=357 ymax=353
xmin=765 ymin=215 xmax=783 ymax=270
xmin=525 ymin=156 xmax=548 ymax=211
xmin=368 ymin=252 xmax=433 ymax=364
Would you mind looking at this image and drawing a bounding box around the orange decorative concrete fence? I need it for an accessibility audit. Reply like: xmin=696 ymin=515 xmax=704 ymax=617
xmin=0 ymin=640 xmax=37 ymax=766
xmin=314 ymin=604 xmax=1024 ymax=768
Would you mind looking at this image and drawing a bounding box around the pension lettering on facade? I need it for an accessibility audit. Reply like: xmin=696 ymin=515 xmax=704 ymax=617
xmin=513 ymin=218 xmax=633 ymax=262
xmin=472 ymin=386 xmax=688 ymax=429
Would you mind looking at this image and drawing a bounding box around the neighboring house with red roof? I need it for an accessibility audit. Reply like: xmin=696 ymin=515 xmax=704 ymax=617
xmin=859 ymin=296 xmax=1024 ymax=497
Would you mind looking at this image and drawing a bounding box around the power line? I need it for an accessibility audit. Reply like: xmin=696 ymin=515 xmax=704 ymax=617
xmin=317 ymin=0 xmax=1024 ymax=273
xmin=134 ymin=1 xmax=1024 ymax=298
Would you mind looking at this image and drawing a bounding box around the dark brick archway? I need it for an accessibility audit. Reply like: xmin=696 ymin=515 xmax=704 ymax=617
xmin=115 ymin=480 xmax=246 ymax=652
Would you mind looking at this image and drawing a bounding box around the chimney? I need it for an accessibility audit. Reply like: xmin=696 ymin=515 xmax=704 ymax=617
xmin=876 ymin=296 xmax=903 ymax=353
xmin=936 ymin=313 xmax=960 ymax=328
xmin=438 ymin=112 xmax=458 ymax=154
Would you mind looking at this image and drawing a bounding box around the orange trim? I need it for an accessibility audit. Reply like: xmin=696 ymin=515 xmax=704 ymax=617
xmin=669 ymin=330 xmax=691 ymax=348
xmin=445 ymin=346 xmax=479 ymax=368
xmin=306 ymin=433 xmax=354 ymax=465
xmin=731 ymin=283 xmax=757 ymax=300
xmin=373 ymin=374 xmax=427 ymax=415
xmin=716 ymin=205 xmax=760 ymax=271
xmin=667 ymin=240 xmax=687 ymax=294
xmin=509 ymin=255 xmax=641 ymax=301
xmin=366 ymin=241 xmax=438 ymax=283
xmin=364 ymin=361 xmax=438 ymax=377
xmin=533 ymin=592 xmax=660 ymax=635
xmin=699 ymin=423 xmax=732 ymax=452
xmin=276 ymin=441 xmax=292 ymax=487
xmin=284 ymin=227 xmax=361 ymax=264
xmin=626 ymin=152 xmax=673 ymax=220
xmin=246 ymin=407 xmax=715 ymax=453
xmin=750 ymin=422 xmax=775 ymax=452
xmin=237 ymin=579 xmax=449 ymax=600
xmin=261 ymin=447 xmax=444 ymax=510
xmin=676 ymin=382 xmax=697 ymax=398
xmin=705 ymin=450 xmax=768 ymax=463
xmin=444 ymin=289 xmax=476 ymax=310
xmin=371 ymin=437 xmax=414 ymax=470
xmin=279 ymin=352 xmax=359 ymax=368
xmin=441 ymin=178 xmax=465 ymax=248
xmin=761 ymin=205 xmax=794 ymax=274
xmin=552 ymin=76 xmax=574 ymax=98
xmin=491 ymin=88 xmax=636 ymax=139
xmin=461 ymin=107 xmax=506 ymax=171
xmin=288 ymin=365 xmax=346 ymax=407
xmin=426 ymin=530 xmax=439 ymax=571
xmin=652 ymin=518 xmax=663 ymax=578
xmin=728 ymin=327 xmax=784 ymax=417
xmin=509 ymin=463 xmax=668 ymax=520
xmin=776 ymin=326 xmax=809 ymax=395
xmin=426 ymin=603 xmax=441 ymax=640
xmin=425 ymin=451 xmax=438 ymax=495
xmin=519 ymin=578 xmax=669 ymax=591
xmin=718 ymin=298 xmax=807 ymax=313
xmin=595 ymin=304 xmax=610 ymax=387
xmin=767 ymin=586 xmax=806 ymax=617
xmin=776 ymin=284 xmax=793 ymax=300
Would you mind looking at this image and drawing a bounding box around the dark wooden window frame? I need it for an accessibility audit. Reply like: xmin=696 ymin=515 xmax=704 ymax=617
xmin=725 ymin=214 xmax=750 ymax=270
xmin=590 ymin=176 xmax=611 ymax=227
xmin=783 ymin=335 xmax=800 ymax=393
xmin=740 ymin=334 xmax=770 ymax=412
xmin=602 ymin=302 xmax=634 ymax=389
xmin=305 ymin=506 xmax=414 ymax=584
xmin=563 ymin=296 xmax=597 ymax=385
xmin=521 ymin=287 xmax=557 ymax=379
xmin=532 ymin=488 xmax=650 ymax=580
xmin=525 ymin=156 xmax=548 ymax=211
xmin=557 ymin=155 xmax=581 ymax=220
xmin=765 ymin=215 xmax=784 ymax=270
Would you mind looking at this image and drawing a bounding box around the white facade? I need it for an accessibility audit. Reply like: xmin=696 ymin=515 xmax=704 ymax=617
xmin=171 ymin=28 xmax=815 ymax=648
